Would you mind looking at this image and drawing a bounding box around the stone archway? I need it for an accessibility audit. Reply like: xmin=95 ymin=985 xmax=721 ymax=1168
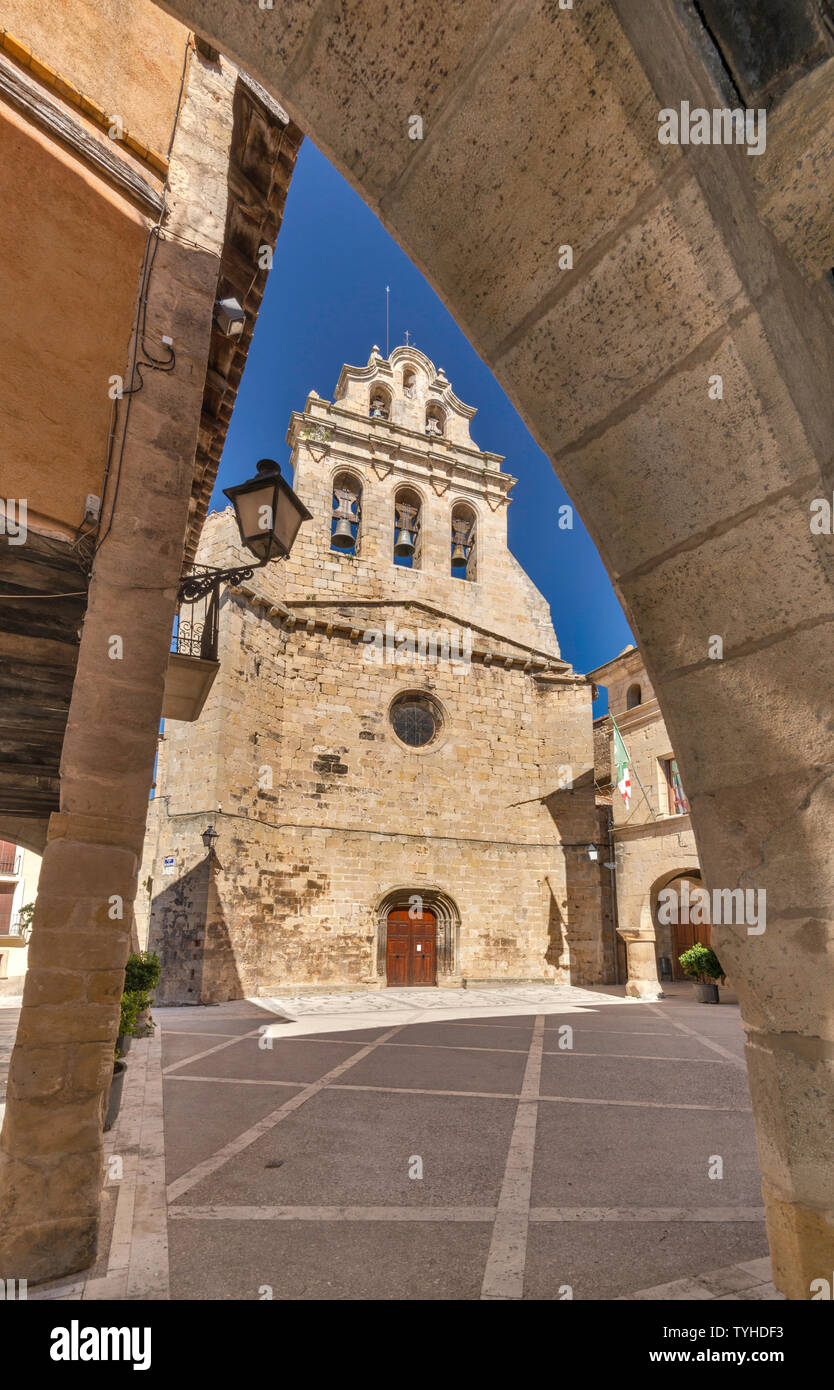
xmin=375 ymin=887 xmax=461 ymax=987
xmin=648 ymin=867 xmax=706 ymax=982
xmin=90 ymin=0 xmax=834 ymax=1295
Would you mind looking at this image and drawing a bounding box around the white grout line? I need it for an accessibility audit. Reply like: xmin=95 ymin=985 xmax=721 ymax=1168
xmin=163 ymin=1074 xmax=752 ymax=1110
xmin=127 ymin=1024 xmax=169 ymax=1299
xmin=536 ymin=1093 xmax=751 ymax=1112
xmin=165 ymin=1074 xmax=303 ymax=1088
xmin=528 ymin=1207 xmax=766 ymax=1222
xmin=170 ymin=1205 xmax=496 ymax=1222
xmin=643 ymin=1003 xmax=747 ymax=1067
xmin=166 ymin=1025 xmax=407 ymax=1203
xmin=480 ymin=1015 xmax=545 ymax=1301
xmin=164 ymin=1204 xmax=765 ymax=1224
xmin=162 ymin=1025 xmax=267 ymax=1075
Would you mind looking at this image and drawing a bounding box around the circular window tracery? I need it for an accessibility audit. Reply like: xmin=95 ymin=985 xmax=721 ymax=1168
xmin=389 ymin=692 xmax=443 ymax=748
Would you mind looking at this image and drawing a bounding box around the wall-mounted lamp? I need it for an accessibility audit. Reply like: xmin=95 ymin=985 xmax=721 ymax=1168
xmin=214 ymin=296 xmax=245 ymax=337
xmin=201 ymin=825 xmax=219 ymax=853
xmin=587 ymin=843 xmax=599 ymax=862
xmin=178 ymin=458 xmax=312 ymax=604
xmin=223 ymin=458 xmax=312 ymax=565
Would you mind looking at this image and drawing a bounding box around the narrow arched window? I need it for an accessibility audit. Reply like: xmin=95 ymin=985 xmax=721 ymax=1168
xmin=425 ymin=403 xmax=445 ymax=437
xmin=331 ymin=471 xmax=361 ymax=555
xmin=626 ymin=683 xmax=642 ymax=709
xmin=393 ymin=486 xmax=421 ymax=569
xmin=450 ymin=502 xmax=476 ymax=581
xmin=369 ymin=388 xmax=391 ymax=420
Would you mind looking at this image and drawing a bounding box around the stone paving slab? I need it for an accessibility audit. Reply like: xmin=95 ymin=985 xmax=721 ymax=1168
xmin=539 ymin=1050 xmax=750 ymax=1108
xmin=621 ymin=1253 xmax=784 ymax=1301
xmin=169 ymin=1087 xmax=519 ymax=1209
xmin=172 ymin=1036 xmax=362 ymax=1085
xmin=532 ymin=1102 xmax=764 ymax=1209
xmin=564 ymin=1029 xmax=726 ymax=1059
xmin=168 ymin=1216 xmax=494 ymax=1300
xmin=163 ymin=1078 xmax=307 ymax=1183
xmin=342 ymin=1039 xmax=530 ymax=1095
xmin=524 ymin=1221 xmax=770 ymax=1301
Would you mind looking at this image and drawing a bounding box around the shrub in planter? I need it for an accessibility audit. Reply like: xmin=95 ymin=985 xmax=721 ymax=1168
xmin=116 ymin=951 xmax=163 ymax=1056
xmin=678 ymin=942 xmax=725 ymax=1003
xmin=122 ymin=950 xmax=162 ymax=1039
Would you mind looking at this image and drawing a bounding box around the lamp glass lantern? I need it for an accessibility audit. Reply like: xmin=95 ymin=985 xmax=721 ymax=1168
xmin=201 ymin=826 xmax=219 ymax=853
xmin=223 ymin=458 xmax=312 ymax=565
xmin=586 ymin=843 xmax=599 ymax=862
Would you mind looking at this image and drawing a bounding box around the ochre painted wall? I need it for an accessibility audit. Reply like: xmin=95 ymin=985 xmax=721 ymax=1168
xmin=0 ymin=104 xmax=148 ymax=533
xmin=1 ymin=0 xmax=189 ymax=155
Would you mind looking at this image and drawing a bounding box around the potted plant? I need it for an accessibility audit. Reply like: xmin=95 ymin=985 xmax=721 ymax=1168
xmin=108 ymin=951 xmax=163 ymax=1130
xmin=679 ymin=942 xmax=725 ymax=1003
xmin=115 ymin=988 xmax=139 ymax=1059
xmin=123 ymin=949 xmax=162 ymax=1037
xmin=105 ymin=1058 xmax=127 ymax=1132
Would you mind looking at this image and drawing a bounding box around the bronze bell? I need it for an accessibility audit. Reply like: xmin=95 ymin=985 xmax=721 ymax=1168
xmin=331 ymin=516 xmax=355 ymax=549
xmin=394 ymin=527 xmax=415 ymax=557
xmin=451 ymin=540 xmax=468 ymax=568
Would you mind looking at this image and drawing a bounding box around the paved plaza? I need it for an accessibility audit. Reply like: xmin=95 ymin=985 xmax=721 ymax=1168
xmin=3 ymin=983 xmax=781 ymax=1301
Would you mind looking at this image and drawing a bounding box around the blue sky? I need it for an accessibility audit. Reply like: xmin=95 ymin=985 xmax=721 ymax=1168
xmin=212 ymin=141 xmax=632 ymax=690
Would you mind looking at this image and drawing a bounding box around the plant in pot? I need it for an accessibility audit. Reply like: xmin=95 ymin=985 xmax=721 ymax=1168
xmin=678 ymin=942 xmax=725 ymax=1003
xmin=108 ymin=951 xmax=163 ymax=1131
xmin=123 ymin=949 xmax=162 ymax=1038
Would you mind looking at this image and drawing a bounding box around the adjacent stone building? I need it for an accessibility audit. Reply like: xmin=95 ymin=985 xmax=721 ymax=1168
xmin=141 ymin=346 xmax=610 ymax=999
xmin=590 ymin=645 xmax=701 ymax=999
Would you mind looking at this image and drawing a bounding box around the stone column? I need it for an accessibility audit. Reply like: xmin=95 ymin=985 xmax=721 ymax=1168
xmin=620 ymin=933 xmax=663 ymax=1001
xmin=0 ymin=48 xmax=236 ymax=1282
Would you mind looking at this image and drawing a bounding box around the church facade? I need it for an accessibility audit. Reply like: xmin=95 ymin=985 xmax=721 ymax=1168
xmin=140 ymin=346 xmax=611 ymax=1001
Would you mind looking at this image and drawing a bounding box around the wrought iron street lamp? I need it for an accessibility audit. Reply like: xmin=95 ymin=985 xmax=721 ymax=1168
xmin=201 ymin=825 xmax=219 ymax=853
xmin=178 ymin=458 xmax=311 ymax=603
xmin=224 ymin=457 xmax=312 ymax=565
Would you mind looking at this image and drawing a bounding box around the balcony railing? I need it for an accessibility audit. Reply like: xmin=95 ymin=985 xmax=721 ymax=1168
xmin=162 ymin=565 xmax=224 ymax=723
xmin=171 ymin=566 xmax=220 ymax=661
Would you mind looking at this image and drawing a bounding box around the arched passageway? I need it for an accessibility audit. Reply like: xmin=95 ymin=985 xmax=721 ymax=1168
xmin=3 ymin=0 xmax=822 ymax=1295
xmin=649 ymin=868 xmax=707 ymax=982
xmin=151 ymin=0 xmax=834 ymax=1300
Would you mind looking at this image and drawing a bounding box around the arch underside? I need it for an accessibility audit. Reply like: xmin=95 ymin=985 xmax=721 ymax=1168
xmin=151 ymin=0 xmax=834 ymax=1298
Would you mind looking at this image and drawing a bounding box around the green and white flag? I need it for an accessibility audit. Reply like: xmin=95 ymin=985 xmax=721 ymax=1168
xmin=610 ymin=714 xmax=632 ymax=810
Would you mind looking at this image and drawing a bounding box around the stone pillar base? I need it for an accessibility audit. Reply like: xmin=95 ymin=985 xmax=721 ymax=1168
xmin=624 ymin=979 xmax=665 ymax=1001
xmin=763 ymin=1181 xmax=834 ymax=1300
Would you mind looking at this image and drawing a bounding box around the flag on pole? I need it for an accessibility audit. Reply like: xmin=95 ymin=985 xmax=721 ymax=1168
xmin=610 ymin=714 xmax=632 ymax=809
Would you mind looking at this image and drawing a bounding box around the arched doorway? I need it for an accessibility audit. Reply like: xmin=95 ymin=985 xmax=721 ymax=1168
xmin=376 ymin=888 xmax=461 ymax=986
xmin=385 ymin=905 xmax=437 ymax=986
xmin=653 ymin=871 xmax=709 ymax=980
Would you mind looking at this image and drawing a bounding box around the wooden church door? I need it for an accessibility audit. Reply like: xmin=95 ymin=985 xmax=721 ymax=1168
xmin=386 ymin=907 xmax=437 ymax=986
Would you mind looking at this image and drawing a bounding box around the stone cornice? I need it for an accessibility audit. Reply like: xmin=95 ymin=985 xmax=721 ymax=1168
xmin=287 ymin=406 xmax=514 ymax=501
xmin=234 ymin=586 xmax=572 ymax=674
